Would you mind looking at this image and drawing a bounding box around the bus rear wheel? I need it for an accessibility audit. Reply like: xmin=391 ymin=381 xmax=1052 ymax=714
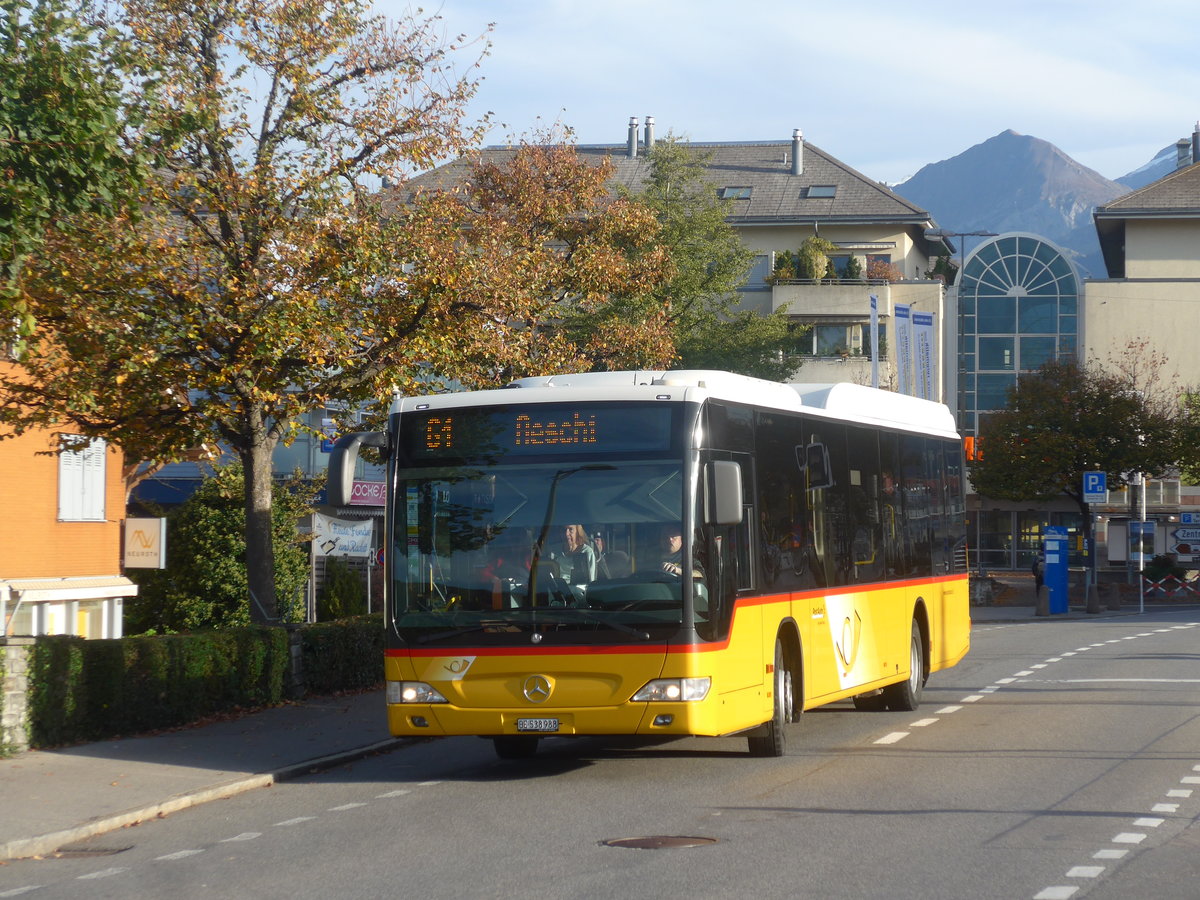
xmin=882 ymin=620 xmax=925 ymax=711
xmin=748 ymin=638 xmax=793 ymax=757
xmin=493 ymin=735 xmax=539 ymax=759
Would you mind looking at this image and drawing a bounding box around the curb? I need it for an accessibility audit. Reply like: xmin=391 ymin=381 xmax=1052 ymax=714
xmin=0 ymin=737 xmax=409 ymax=862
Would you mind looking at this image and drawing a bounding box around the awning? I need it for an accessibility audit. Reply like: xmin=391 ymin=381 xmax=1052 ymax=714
xmin=0 ymin=575 xmax=139 ymax=603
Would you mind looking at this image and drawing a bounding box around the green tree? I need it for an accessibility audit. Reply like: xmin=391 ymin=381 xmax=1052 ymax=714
xmin=0 ymin=0 xmax=143 ymax=335
xmin=126 ymin=464 xmax=314 ymax=632
xmin=969 ymin=357 xmax=1193 ymax=555
xmin=622 ymin=138 xmax=803 ymax=381
xmin=4 ymin=0 xmax=490 ymax=622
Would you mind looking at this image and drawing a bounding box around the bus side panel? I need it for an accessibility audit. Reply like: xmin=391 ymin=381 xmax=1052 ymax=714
xmin=928 ymin=572 xmax=971 ymax=672
xmin=801 ymin=581 xmax=916 ymax=705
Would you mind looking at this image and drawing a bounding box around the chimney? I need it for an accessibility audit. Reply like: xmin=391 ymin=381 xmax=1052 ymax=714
xmin=1177 ymin=138 xmax=1191 ymax=169
xmin=644 ymin=116 xmax=655 ymax=152
xmin=1193 ymin=120 xmax=1199 ymax=166
xmin=791 ymin=128 xmax=803 ymax=176
xmin=627 ymin=116 xmax=639 ymax=159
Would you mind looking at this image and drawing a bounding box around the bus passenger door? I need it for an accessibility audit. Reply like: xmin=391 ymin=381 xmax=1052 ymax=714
xmin=699 ymin=451 xmax=760 ymax=695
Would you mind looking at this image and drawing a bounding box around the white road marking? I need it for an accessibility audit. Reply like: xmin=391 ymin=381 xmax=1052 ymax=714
xmin=1112 ymin=832 xmax=1147 ymax=844
xmin=1042 ymin=678 xmax=1200 ymax=684
xmin=1093 ymin=849 xmax=1128 ymax=860
xmin=329 ymin=802 xmax=368 ymax=811
xmin=909 ymin=718 xmax=939 ymax=727
xmin=77 ymin=868 xmax=129 ymax=880
xmin=874 ymin=732 xmax=908 ymax=744
xmin=274 ymin=817 xmax=316 ymax=826
xmin=1181 ymin=776 xmax=1200 ymax=784
xmin=1167 ymin=789 xmax=1193 ymax=798
xmin=376 ymin=789 xmax=412 ymax=798
xmin=220 ymin=832 xmax=262 ymax=842
xmin=961 ymin=695 xmax=984 ymax=702
xmin=1033 ymin=887 xmax=1078 ymax=899
xmin=1015 ymin=670 xmax=1035 ymax=676
xmin=156 ymin=849 xmax=205 ymax=860
xmin=935 ymin=705 xmax=963 ymax=714
xmin=1066 ymin=866 xmax=1105 ymax=878
xmin=1132 ymin=817 xmax=1164 ymax=827
xmin=1151 ymin=803 xmax=1178 ymax=814
xmin=0 ymin=888 xmax=43 ymax=897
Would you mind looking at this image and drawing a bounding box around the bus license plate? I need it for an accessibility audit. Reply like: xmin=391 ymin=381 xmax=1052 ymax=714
xmin=516 ymin=717 xmax=559 ymax=733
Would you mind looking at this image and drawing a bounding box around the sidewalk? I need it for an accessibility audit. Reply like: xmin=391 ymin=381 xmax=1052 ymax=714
xmin=0 ymin=591 xmax=1184 ymax=861
xmin=0 ymin=689 xmax=403 ymax=861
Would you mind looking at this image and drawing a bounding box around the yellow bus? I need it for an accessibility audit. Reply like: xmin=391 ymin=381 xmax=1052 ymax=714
xmin=328 ymin=370 xmax=970 ymax=758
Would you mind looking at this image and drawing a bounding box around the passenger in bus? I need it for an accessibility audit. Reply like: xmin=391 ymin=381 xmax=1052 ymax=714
xmin=560 ymin=524 xmax=597 ymax=584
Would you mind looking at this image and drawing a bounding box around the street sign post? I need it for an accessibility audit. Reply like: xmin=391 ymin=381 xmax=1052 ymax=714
xmin=1083 ymin=471 xmax=1107 ymax=504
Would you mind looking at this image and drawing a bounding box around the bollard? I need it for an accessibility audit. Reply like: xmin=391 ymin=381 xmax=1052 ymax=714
xmin=1035 ymin=586 xmax=1049 ymax=617
xmin=1086 ymin=583 xmax=1100 ymax=614
xmin=1104 ymin=583 xmax=1122 ymax=611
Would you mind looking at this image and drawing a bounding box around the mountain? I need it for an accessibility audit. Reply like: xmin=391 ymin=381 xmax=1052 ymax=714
xmin=893 ymin=130 xmax=1129 ymax=277
xmin=1118 ymin=142 xmax=1180 ymax=190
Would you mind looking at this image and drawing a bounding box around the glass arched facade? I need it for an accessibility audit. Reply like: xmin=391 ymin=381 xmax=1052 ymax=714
xmin=957 ymin=233 xmax=1080 ymax=439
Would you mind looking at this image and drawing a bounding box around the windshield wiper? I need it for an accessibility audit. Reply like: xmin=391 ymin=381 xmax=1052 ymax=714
xmin=540 ymin=608 xmax=651 ymax=641
xmin=415 ymin=621 xmax=517 ymax=644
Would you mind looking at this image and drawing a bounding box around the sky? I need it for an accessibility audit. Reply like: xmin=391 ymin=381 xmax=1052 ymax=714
xmin=374 ymin=0 xmax=1200 ymax=185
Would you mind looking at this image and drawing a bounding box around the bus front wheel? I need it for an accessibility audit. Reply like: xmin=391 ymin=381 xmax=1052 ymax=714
xmin=748 ymin=638 xmax=793 ymax=757
xmin=882 ymin=620 xmax=925 ymax=711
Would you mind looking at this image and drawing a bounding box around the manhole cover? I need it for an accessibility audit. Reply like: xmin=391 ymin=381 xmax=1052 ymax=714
xmin=603 ymin=836 xmax=718 ymax=850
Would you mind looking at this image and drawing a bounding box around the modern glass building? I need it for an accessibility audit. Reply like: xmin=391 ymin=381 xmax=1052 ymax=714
xmin=957 ymin=233 xmax=1083 ymax=570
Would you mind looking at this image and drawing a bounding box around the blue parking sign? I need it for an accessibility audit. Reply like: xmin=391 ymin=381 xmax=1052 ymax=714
xmin=1083 ymin=471 xmax=1107 ymax=503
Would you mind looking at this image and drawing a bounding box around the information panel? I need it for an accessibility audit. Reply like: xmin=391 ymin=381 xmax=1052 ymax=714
xmin=400 ymin=403 xmax=677 ymax=463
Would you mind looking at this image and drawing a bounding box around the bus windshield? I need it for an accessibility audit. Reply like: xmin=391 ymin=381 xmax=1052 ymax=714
xmin=391 ymin=459 xmax=695 ymax=645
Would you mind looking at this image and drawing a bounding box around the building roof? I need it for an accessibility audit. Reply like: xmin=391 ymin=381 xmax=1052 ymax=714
xmin=388 ymin=135 xmax=937 ymax=229
xmin=1093 ymin=161 xmax=1200 ymax=277
xmin=1095 ymin=160 xmax=1200 ymax=218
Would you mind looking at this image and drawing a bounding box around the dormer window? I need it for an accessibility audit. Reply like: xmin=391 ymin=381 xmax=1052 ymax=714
xmin=718 ymin=186 xmax=752 ymax=200
xmin=806 ymin=185 xmax=837 ymax=198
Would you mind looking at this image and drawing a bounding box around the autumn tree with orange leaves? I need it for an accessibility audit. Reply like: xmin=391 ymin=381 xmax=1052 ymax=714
xmin=392 ymin=140 xmax=676 ymax=386
xmin=3 ymin=1 xmax=679 ymax=624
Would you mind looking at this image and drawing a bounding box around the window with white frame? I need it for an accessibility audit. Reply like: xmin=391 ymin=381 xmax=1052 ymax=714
xmin=792 ymin=323 xmax=865 ymax=357
xmin=59 ymin=436 xmax=107 ymax=521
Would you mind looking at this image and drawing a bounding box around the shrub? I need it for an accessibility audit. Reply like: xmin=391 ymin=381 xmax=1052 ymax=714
xmin=27 ymin=627 xmax=289 ymax=747
xmin=319 ymin=557 xmax=367 ymax=620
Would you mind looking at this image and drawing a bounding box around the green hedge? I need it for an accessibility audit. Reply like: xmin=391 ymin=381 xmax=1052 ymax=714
xmin=299 ymin=614 xmax=385 ymax=695
xmin=28 ymin=625 xmax=294 ymax=748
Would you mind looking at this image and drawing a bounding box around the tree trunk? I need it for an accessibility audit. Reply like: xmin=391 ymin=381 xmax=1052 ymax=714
xmin=241 ymin=429 xmax=278 ymax=624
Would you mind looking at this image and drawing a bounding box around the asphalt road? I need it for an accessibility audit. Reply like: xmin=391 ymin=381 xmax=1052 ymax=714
xmin=2 ymin=610 xmax=1198 ymax=900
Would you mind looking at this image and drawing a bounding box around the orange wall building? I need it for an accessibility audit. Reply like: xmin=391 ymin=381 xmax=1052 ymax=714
xmin=1 ymin=363 xmax=135 ymax=638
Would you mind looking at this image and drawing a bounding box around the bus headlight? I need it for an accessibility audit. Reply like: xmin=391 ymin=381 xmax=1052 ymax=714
xmin=387 ymin=681 xmax=448 ymax=704
xmin=632 ymin=677 xmax=711 ymax=702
